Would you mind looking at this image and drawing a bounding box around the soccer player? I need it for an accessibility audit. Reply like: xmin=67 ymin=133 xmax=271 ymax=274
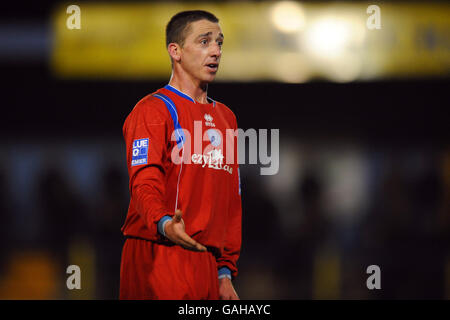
xmin=119 ymin=10 xmax=242 ymax=300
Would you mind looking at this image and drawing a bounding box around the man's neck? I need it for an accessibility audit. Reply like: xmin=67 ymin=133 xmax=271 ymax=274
xmin=168 ymin=72 xmax=208 ymax=104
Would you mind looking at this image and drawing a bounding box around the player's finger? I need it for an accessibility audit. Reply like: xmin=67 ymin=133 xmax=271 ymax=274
xmin=179 ymin=241 xmax=201 ymax=252
xmin=174 ymin=209 xmax=182 ymax=222
xmin=177 ymin=238 xmax=200 ymax=251
xmin=178 ymin=234 xmax=202 ymax=250
xmin=178 ymin=233 xmax=207 ymax=252
xmin=194 ymin=242 xmax=207 ymax=252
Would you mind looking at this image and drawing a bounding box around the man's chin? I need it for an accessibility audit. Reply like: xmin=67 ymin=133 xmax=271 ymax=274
xmin=202 ymin=74 xmax=217 ymax=83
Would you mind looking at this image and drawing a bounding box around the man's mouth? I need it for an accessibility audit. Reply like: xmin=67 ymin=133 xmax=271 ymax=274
xmin=206 ymin=63 xmax=219 ymax=72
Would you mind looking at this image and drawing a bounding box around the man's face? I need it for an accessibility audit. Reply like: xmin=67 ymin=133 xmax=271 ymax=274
xmin=178 ymin=19 xmax=223 ymax=83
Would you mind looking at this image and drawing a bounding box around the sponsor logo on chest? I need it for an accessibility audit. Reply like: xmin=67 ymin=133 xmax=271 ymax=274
xmin=191 ymin=148 xmax=233 ymax=175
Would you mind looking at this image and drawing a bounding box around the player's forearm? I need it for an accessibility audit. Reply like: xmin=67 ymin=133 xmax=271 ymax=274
xmin=217 ymin=206 xmax=241 ymax=278
xmin=132 ymin=182 xmax=172 ymax=228
xmin=217 ymin=182 xmax=242 ymax=279
xmin=217 ymin=249 xmax=240 ymax=279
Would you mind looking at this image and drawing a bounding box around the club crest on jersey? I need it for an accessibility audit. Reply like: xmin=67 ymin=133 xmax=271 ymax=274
xmin=207 ymin=129 xmax=221 ymax=147
xmin=204 ymin=113 xmax=215 ymax=127
xmin=131 ymin=138 xmax=149 ymax=166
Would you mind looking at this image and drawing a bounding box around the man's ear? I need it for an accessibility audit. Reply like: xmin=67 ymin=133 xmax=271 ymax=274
xmin=168 ymin=43 xmax=181 ymax=63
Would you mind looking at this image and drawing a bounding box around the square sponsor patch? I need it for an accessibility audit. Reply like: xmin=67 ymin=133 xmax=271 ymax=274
xmin=131 ymin=138 xmax=149 ymax=166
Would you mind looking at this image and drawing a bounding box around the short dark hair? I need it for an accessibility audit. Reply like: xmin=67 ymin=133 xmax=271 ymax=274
xmin=166 ymin=10 xmax=219 ymax=48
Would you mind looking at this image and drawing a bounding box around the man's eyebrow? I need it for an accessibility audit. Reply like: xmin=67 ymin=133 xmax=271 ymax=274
xmin=197 ymin=32 xmax=212 ymax=38
xmin=196 ymin=32 xmax=224 ymax=39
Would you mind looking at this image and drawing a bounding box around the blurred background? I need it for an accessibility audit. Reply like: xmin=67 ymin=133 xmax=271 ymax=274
xmin=0 ymin=0 xmax=449 ymax=299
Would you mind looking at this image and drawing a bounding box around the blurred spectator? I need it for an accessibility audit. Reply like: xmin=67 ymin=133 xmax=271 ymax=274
xmin=236 ymin=172 xmax=281 ymax=299
xmin=92 ymin=165 xmax=128 ymax=299
xmin=408 ymin=155 xmax=445 ymax=298
xmin=241 ymin=173 xmax=280 ymax=263
xmin=0 ymin=170 xmax=12 ymax=274
xmin=38 ymin=167 xmax=87 ymax=265
xmin=360 ymin=154 xmax=444 ymax=298
xmin=278 ymin=169 xmax=332 ymax=299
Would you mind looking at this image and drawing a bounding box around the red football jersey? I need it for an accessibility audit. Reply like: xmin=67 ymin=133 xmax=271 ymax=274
xmin=121 ymin=85 xmax=242 ymax=278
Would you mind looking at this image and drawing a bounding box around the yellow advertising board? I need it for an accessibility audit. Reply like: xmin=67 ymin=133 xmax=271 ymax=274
xmin=52 ymin=2 xmax=450 ymax=82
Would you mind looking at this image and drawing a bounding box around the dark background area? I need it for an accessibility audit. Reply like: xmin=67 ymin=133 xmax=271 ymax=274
xmin=4 ymin=62 xmax=448 ymax=143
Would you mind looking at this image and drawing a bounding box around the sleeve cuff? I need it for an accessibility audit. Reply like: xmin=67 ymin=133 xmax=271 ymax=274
xmin=218 ymin=267 xmax=232 ymax=280
xmin=157 ymin=215 xmax=173 ymax=237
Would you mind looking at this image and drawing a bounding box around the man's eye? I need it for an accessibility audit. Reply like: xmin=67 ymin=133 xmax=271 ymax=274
xmin=201 ymin=39 xmax=208 ymax=45
xmin=218 ymin=41 xmax=223 ymax=46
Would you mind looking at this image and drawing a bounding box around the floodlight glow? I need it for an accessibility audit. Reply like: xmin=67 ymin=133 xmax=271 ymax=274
xmin=304 ymin=17 xmax=351 ymax=59
xmin=271 ymin=1 xmax=306 ymax=33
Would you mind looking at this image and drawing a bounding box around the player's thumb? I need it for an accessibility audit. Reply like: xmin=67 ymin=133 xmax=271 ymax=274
xmin=174 ymin=209 xmax=183 ymax=222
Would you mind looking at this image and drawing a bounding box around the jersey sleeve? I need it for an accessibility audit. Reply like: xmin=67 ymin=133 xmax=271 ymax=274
xmin=216 ymin=110 xmax=242 ymax=279
xmin=123 ymin=96 xmax=174 ymax=239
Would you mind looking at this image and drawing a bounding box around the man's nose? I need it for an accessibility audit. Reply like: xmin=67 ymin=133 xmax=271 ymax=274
xmin=210 ymin=42 xmax=222 ymax=59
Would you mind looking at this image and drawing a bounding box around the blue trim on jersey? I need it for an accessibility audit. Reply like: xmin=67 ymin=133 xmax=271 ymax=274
xmin=207 ymin=96 xmax=216 ymax=108
xmin=157 ymin=215 xmax=173 ymax=237
xmin=218 ymin=267 xmax=232 ymax=279
xmin=165 ymin=84 xmax=216 ymax=107
xmin=164 ymin=85 xmax=195 ymax=103
xmin=238 ymin=167 xmax=241 ymax=196
xmin=153 ymin=93 xmax=185 ymax=149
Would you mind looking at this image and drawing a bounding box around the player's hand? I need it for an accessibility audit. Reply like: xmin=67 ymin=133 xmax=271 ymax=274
xmin=219 ymin=277 xmax=239 ymax=300
xmin=164 ymin=209 xmax=207 ymax=252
